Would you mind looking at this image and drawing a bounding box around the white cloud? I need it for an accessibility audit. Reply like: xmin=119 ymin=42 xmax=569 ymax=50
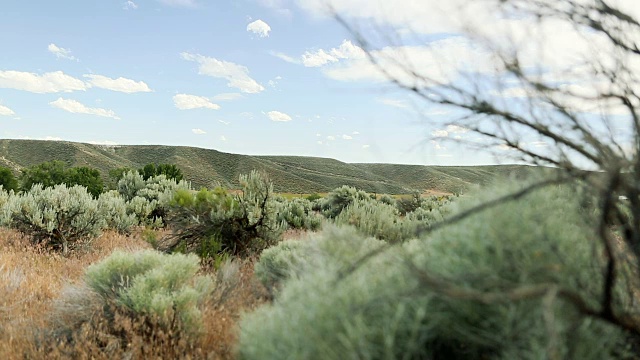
xmin=446 ymin=125 xmax=468 ymax=134
xmin=192 ymin=128 xmax=206 ymax=134
xmin=267 ymin=110 xmax=292 ymax=122
xmin=213 ymin=92 xmax=243 ymax=101
xmin=377 ymin=98 xmax=409 ymax=109
xmin=218 ymin=120 xmax=230 ymax=125
xmin=0 ymin=104 xmax=15 ymax=116
xmin=181 ymin=52 xmax=264 ymax=93
xmin=362 ymin=144 xmax=370 ymax=149
xmin=317 ymin=140 xmax=323 ymax=145
xmin=316 ymin=133 xmax=321 ymax=136
xmin=83 ymin=74 xmax=152 ymax=93
xmin=88 ymin=140 xmax=119 ymax=145
xmin=352 ymin=131 xmax=360 ymax=135
xmin=302 ymin=40 xmax=365 ymax=67
xmin=247 ymin=19 xmax=271 ymax=38
xmin=342 ymin=134 xmax=353 ymax=140
xmin=49 ymin=97 xmax=120 ymax=119
xmin=123 ymin=1 xmax=138 ymax=10
xmin=0 ymin=70 xmax=87 ymax=93
xmin=48 ymin=43 xmax=78 ymax=61
xmin=173 ymin=94 xmax=220 ymax=110
xmin=269 ymin=51 xmax=300 ymax=64
xmin=220 ymin=135 xmax=227 ymax=141
xmin=431 ymin=129 xmax=449 ymax=138
xmin=159 ymin=0 xmax=197 ymax=7
xmin=326 ymin=135 xmax=335 ymax=141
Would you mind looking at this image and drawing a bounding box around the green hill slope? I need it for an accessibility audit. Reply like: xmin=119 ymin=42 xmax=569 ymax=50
xmin=0 ymin=139 xmax=538 ymax=194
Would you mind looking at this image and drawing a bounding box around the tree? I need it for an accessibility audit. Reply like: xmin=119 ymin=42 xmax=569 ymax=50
xmin=20 ymin=160 xmax=67 ymax=191
xmin=333 ymin=0 xmax=640 ymax=342
xmin=66 ymin=166 xmax=104 ymax=198
xmin=0 ymin=166 xmax=18 ymax=192
xmin=138 ymin=163 xmax=183 ymax=182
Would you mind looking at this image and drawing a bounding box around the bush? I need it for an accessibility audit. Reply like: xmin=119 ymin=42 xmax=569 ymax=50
xmin=49 ymin=250 xmax=212 ymax=355
xmin=276 ymin=198 xmax=323 ymax=231
xmin=97 ymin=191 xmax=138 ymax=233
xmin=165 ymin=171 xmax=284 ymax=258
xmin=335 ymin=199 xmax=412 ymax=243
xmin=138 ymin=163 xmax=183 ymax=182
xmin=19 ymin=161 xmax=105 ymax=197
xmin=117 ymin=171 xmax=191 ymax=226
xmin=320 ymin=185 xmax=371 ymax=218
xmin=254 ymin=240 xmax=314 ymax=294
xmin=378 ymin=194 xmax=396 ymax=206
xmin=5 ymin=184 xmax=106 ymax=253
xmin=238 ymin=182 xmax=632 ymax=360
xmin=65 ymin=166 xmax=104 ymax=198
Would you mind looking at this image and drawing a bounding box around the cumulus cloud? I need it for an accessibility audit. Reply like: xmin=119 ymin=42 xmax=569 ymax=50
xmin=173 ymin=94 xmax=220 ymax=110
xmin=218 ymin=119 xmax=230 ymax=125
xmin=192 ymin=128 xmax=206 ymax=134
xmin=302 ymin=40 xmax=365 ymax=67
xmin=49 ymin=97 xmax=120 ymax=119
xmin=123 ymin=1 xmax=138 ymax=10
xmin=213 ymin=92 xmax=243 ymax=101
xmin=342 ymin=134 xmax=353 ymax=140
xmin=220 ymin=135 xmax=227 ymax=141
xmin=88 ymin=140 xmax=119 ymax=145
xmin=326 ymin=135 xmax=335 ymax=141
xmin=48 ymin=43 xmax=78 ymax=61
xmin=83 ymin=74 xmax=151 ymax=93
xmin=159 ymin=0 xmax=197 ymax=7
xmin=0 ymin=104 xmax=15 ymax=116
xmin=247 ymin=19 xmax=271 ymax=38
xmin=446 ymin=124 xmax=469 ymax=134
xmin=362 ymin=144 xmax=370 ymax=149
xmin=267 ymin=110 xmax=292 ymax=122
xmin=181 ymin=52 xmax=264 ymax=93
xmin=0 ymin=70 xmax=87 ymax=93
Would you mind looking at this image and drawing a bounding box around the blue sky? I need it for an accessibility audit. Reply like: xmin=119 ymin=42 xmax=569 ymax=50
xmin=1 ymin=0 xmax=631 ymax=166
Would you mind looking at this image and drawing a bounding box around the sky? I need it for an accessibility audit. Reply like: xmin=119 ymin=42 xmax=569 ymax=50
xmin=0 ymin=0 xmax=636 ymax=166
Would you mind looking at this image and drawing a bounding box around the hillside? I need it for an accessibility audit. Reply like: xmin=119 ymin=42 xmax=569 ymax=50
xmin=0 ymin=139 xmax=537 ymax=194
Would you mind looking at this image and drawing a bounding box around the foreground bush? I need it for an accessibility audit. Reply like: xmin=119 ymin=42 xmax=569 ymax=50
xmin=165 ymin=171 xmax=284 ymax=258
xmin=238 ymin=182 xmax=633 ymax=359
xmin=48 ymin=250 xmax=212 ymax=356
xmin=5 ymin=184 xmax=106 ymax=253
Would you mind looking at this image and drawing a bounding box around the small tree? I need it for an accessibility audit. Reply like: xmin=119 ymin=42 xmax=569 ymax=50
xmin=138 ymin=163 xmax=183 ymax=182
xmin=0 ymin=166 xmax=18 ymax=193
xmin=20 ymin=160 xmax=67 ymax=191
xmin=66 ymin=166 xmax=104 ymax=198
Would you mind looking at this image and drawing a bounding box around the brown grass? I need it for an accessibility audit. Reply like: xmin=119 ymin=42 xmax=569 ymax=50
xmin=0 ymin=228 xmax=269 ymax=359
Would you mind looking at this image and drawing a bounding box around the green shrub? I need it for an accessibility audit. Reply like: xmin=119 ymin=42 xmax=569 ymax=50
xmin=335 ymin=199 xmax=416 ymax=243
xmin=320 ymin=185 xmax=371 ymax=218
xmin=238 ymin=182 xmax=631 ymax=360
xmin=138 ymin=163 xmax=183 ymax=182
xmin=65 ymin=166 xmax=104 ymax=198
xmin=49 ymin=250 xmax=212 ymax=354
xmin=97 ymin=190 xmax=137 ymax=233
xmin=378 ymin=194 xmax=396 ymax=206
xmin=165 ymin=171 xmax=284 ymax=258
xmin=19 ymin=161 xmax=105 ymax=197
xmin=5 ymin=184 xmax=106 ymax=253
xmin=305 ymin=193 xmax=322 ymax=202
xmin=117 ymin=171 xmax=191 ymax=226
xmin=254 ymin=240 xmax=314 ymax=294
xmin=276 ymin=198 xmax=323 ymax=231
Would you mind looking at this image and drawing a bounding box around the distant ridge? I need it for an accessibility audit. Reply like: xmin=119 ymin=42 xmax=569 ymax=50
xmin=0 ymin=139 xmax=538 ymax=194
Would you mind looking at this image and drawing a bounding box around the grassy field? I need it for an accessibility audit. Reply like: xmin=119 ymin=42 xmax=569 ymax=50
xmin=0 ymin=228 xmax=269 ymax=359
xmin=0 ymin=139 xmax=539 ymax=194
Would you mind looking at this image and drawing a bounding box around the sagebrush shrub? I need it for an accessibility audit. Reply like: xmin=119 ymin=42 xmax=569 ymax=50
xmin=5 ymin=184 xmax=106 ymax=253
xmin=254 ymin=240 xmax=313 ymax=294
xmin=276 ymin=198 xmax=322 ymax=231
xmin=320 ymin=185 xmax=371 ymax=218
xmin=335 ymin=199 xmax=418 ymax=243
xmin=97 ymin=190 xmax=138 ymax=233
xmin=49 ymin=250 xmax=213 ymax=354
xmin=165 ymin=171 xmax=284 ymax=258
xmin=238 ymin=182 xmax=632 ymax=360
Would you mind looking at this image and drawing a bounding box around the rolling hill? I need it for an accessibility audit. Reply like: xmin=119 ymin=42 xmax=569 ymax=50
xmin=0 ymin=139 xmax=539 ymax=194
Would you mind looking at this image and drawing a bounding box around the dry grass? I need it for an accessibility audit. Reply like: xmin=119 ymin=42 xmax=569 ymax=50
xmin=0 ymin=228 xmax=269 ymax=359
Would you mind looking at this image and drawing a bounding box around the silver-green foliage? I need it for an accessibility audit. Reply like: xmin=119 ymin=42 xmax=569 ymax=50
xmin=117 ymin=171 xmax=191 ymax=226
xmin=254 ymin=240 xmax=314 ymax=294
xmin=238 ymin=182 xmax=629 ymax=360
xmin=97 ymin=190 xmax=138 ymax=233
xmin=334 ymin=199 xmax=409 ymax=243
xmin=84 ymin=250 xmax=212 ymax=337
xmin=320 ymin=185 xmax=371 ymax=218
xmin=0 ymin=185 xmax=12 ymax=227
xmin=276 ymin=198 xmax=323 ymax=231
xmin=5 ymin=184 xmax=106 ymax=252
